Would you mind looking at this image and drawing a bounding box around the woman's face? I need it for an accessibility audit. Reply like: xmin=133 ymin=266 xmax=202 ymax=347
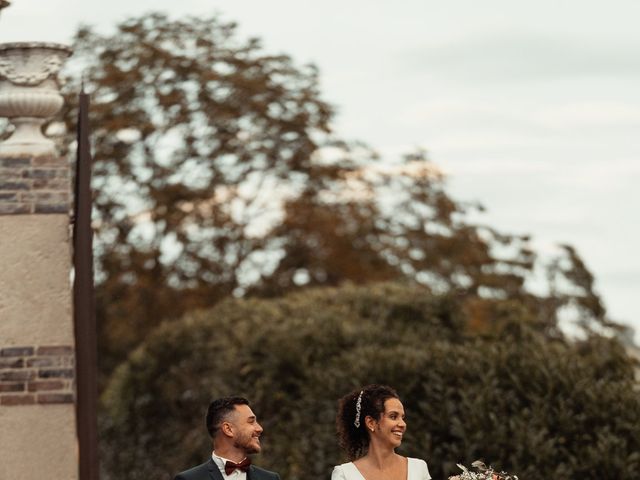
xmin=370 ymin=397 xmax=406 ymax=448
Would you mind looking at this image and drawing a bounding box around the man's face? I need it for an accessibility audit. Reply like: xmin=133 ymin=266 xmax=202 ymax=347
xmin=228 ymin=404 xmax=263 ymax=454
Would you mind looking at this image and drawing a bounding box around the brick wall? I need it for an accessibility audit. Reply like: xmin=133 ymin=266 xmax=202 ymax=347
xmin=0 ymin=155 xmax=70 ymax=215
xmin=0 ymin=345 xmax=75 ymax=405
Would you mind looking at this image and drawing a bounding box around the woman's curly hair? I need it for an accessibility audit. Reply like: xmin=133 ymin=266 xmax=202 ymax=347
xmin=336 ymin=384 xmax=399 ymax=460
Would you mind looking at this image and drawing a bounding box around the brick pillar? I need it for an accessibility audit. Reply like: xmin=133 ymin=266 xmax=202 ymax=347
xmin=0 ymin=152 xmax=78 ymax=480
xmin=0 ymin=32 xmax=78 ymax=480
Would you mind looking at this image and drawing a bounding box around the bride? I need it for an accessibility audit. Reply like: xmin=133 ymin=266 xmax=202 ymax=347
xmin=331 ymin=385 xmax=432 ymax=480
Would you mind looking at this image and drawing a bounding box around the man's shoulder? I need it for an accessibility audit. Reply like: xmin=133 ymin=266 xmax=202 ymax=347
xmin=250 ymin=464 xmax=281 ymax=480
xmin=174 ymin=460 xmax=213 ymax=480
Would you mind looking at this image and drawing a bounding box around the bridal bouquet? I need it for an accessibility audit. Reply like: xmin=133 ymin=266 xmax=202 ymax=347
xmin=449 ymin=460 xmax=519 ymax=480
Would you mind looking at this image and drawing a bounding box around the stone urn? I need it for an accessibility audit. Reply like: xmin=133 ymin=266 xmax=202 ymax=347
xmin=0 ymin=42 xmax=72 ymax=156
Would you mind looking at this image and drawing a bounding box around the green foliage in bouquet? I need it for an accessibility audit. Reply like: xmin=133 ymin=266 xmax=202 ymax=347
xmin=100 ymin=283 xmax=640 ymax=480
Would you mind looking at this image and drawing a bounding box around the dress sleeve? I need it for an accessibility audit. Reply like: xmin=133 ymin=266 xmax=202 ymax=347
xmin=421 ymin=459 xmax=432 ymax=480
xmin=409 ymin=458 xmax=431 ymax=480
xmin=331 ymin=465 xmax=347 ymax=480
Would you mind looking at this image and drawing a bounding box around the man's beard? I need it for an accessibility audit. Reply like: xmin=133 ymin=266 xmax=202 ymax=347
xmin=234 ymin=434 xmax=260 ymax=454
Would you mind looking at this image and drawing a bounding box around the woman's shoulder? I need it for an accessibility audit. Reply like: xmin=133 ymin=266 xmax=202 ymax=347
xmin=331 ymin=462 xmax=358 ymax=480
xmin=407 ymin=457 xmax=431 ymax=480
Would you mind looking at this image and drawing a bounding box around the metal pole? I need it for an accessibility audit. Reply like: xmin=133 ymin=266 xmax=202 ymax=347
xmin=73 ymin=87 xmax=99 ymax=480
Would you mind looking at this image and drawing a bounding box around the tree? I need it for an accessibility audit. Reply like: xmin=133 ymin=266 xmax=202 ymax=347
xmin=100 ymin=283 xmax=640 ymax=480
xmin=61 ymin=13 xmax=610 ymax=376
xmin=62 ymin=12 xmax=335 ymax=373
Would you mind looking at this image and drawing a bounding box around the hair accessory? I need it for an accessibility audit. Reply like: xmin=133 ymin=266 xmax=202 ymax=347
xmin=353 ymin=390 xmax=364 ymax=428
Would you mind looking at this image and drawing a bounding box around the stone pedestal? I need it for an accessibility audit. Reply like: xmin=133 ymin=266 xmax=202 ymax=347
xmin=0 ymin=36 xmax=78 ymax=480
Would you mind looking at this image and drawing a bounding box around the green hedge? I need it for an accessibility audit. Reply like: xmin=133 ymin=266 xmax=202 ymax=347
xmin=100 ymin=283 xmax=640 ymax=480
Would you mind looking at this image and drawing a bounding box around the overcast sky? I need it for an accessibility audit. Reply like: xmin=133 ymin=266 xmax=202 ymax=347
xmin=2 ymin=0 xmax=639 ymax=339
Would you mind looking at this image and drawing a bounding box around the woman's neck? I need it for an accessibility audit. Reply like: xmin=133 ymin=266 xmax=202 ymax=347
xmin=362 ymin=443 xmax=398 ymax=469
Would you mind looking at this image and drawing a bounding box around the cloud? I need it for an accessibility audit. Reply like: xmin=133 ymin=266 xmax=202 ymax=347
xmin=531 ymin=102 xmax=640 ymax=129
xmin=404 ymin=32 xmax=640 ymax=82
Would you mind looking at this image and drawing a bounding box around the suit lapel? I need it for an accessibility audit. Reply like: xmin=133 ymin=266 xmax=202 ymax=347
xmin=247 ymin=464 xmax=260 ymax=480
xmin=206 ymin=458 xmax=225 ymax=480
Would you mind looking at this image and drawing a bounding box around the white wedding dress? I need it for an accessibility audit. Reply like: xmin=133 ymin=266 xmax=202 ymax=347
xmin=331 ymin=458 xmax=431 ymax=480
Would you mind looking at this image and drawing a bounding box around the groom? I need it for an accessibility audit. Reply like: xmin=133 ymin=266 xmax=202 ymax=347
xmin=174 ymin=396 xmax=281 ymax=480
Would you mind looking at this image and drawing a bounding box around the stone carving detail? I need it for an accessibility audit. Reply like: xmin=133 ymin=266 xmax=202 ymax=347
xmin=0 ymin=54 xmax=63 ymax=86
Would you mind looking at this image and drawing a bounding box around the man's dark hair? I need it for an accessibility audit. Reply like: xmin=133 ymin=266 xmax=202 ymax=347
xmin=205 ymin=396 xmax=250 ymax=437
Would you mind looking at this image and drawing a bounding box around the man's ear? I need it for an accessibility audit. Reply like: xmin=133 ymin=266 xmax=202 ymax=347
xmin=221 ymin=421 xmax=234 ymax=438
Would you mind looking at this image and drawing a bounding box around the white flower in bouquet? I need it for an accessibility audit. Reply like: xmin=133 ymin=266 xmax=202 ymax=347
xmin=448 ymin=460 xmax=518 ymax=480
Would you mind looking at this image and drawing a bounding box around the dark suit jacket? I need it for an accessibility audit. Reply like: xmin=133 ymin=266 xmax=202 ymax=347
xmin=175 ymin=459 xmax=281 ymax=480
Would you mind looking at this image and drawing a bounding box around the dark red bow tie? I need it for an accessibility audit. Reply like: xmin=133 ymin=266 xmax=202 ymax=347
xmin=224 ymin=458 xmax=251 ymax=475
